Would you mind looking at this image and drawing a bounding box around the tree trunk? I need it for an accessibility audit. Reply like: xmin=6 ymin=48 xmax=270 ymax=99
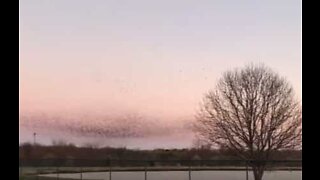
xmin=252 ymin=165 xmax=265 ymax=180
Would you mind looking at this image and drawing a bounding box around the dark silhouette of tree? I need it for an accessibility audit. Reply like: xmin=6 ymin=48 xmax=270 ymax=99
xmin=194 ymin=64 xmax=301 ymax=180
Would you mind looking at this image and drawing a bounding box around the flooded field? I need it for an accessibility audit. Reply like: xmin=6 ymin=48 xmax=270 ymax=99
xmin=40 ymin=170 xmax=302 ymax=180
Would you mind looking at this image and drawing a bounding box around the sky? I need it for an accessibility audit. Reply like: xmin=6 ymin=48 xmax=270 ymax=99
xmin=19 ymin=0 xmax=301 ymax=149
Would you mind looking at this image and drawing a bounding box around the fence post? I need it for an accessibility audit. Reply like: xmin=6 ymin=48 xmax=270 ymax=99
xmin=57 ymin=167 xmax=59 ymax=180
xmin=188 ymin=164 xmax=191 ymax=180
xmin=80 ymin=167 xmax=83 ymax=180
xmin=144 ymin=164 xmax=147 ymax=180
xmin=246 ymin=160 xmax=248 ymax=180
xmin=37 ymin=168 xmax=40 ymax=180
xmin=109 ymin=162 xmax=112 ymax=180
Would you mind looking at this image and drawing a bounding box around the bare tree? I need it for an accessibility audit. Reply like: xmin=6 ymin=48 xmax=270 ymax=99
xmin=194 ymin=64 xmax=301 ymax=180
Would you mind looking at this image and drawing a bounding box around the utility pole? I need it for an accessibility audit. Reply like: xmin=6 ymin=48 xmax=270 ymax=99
xmin=33 ymin=132 xmax=36 ymax=145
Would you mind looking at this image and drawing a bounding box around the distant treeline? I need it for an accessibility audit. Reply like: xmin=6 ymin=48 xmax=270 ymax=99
xmin=19 ymin=143 xmax=302 ymax=161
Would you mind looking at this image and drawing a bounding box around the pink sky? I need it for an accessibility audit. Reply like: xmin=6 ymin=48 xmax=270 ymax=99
xmin=19 ymin=0 xmax=301 ymax=148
